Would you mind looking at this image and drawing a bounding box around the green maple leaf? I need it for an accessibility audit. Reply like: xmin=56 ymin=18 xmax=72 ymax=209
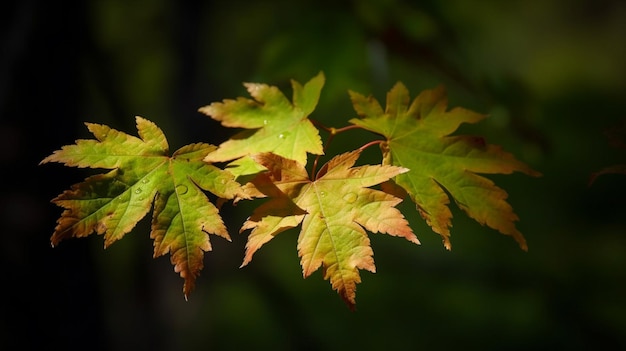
xmin=349 ymin=83 xmax=541 ymax=250
xmin=239 ymin=150 xmax=418 ymax=309
xmin=41 ymin=117 xmax=243 ymax=298
xmin=198 ymin=72 xmax=325 ymax=176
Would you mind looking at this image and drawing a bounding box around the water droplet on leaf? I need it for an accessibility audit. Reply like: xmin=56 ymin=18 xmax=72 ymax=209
xmin=134 ymin=188 xmax=142 ymax=194
xmin=343 ymin=193 xmax=357 ymax=203
xmin=176 ymin=184 xmax=188 ymax=195
xmin=263 ymin=120 xmax=268 ymax=125
xmin=141 ymin=179 xmax=149 ymax=184
xmin=278 ymin=133 xmax=285 ymax=139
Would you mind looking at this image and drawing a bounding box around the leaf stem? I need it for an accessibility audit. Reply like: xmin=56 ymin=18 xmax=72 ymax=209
xmin=310 ymin=121 xmax=365 ymax=178
xmin=311 ymin=131 xmax=335 ymax=179
xmin=358 ymin=139 xmax=385 ymax=152
xmin=312 ymin=120 xmax=362 ymax=135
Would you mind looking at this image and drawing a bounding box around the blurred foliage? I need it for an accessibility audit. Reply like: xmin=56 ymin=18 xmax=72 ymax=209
xmin=3 ymin=0 xmax=626 ymax=349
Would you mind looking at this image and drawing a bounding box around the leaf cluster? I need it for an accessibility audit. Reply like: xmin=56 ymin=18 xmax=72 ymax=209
xmin=41 ymin=72 xmax=539 ymax=309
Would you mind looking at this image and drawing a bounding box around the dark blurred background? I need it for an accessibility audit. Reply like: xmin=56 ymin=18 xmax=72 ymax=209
xmin=2 ymin=0 xmax=626 ymax=349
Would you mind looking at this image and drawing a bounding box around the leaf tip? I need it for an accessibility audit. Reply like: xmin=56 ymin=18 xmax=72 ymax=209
xmin=340 ymin=292 xmax=357 ymax=312
xmin=39 ymin=156 xmax=51 ymax=165
xmin=518 ymin=238 xmax=529 ymax=252
xmin=530 ymin=169 xmax=543 ymax=178
xmin=182 ymin=279 xmax=196 ymax=301
xmin=588 ymin=173 xmax=598 ymax=187
xmin=239 ymin=257 xmax=252 ymax=269
xmin=409 ymin=236 xmax=421 ymax=245
xmin=398 ymin=167 xmax=410 ymax=175
xmin=197 ymin=104 xmax=213 ymax=116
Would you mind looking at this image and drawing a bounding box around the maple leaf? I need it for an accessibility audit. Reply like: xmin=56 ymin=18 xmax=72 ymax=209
xmin=239 ymin=150 xmax=418 ymax=309
xmin=41 ymin=117 xmax=243 ymax=298
xmin=198 ymin=72 xmax=325 ymax=176
xmin=589 ymin=165 xmax=626 ymax=186
xmin=589 ymin=120 xmax=626 ymax=185
xmin=349 ymin=83 xmax=541 ymax=250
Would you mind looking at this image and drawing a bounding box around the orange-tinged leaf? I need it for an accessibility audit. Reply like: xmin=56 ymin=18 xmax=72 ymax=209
xmin=349 ymin=83 xmax=541 ymax=250
xmin=589 ymin=164 xmax=626 ymax=185
xmin=41 ymin=117 xmax=244 ymax=298
xmin=240 ymin=150 xmax=417 ymax=309
xmin=589 ymin=120 xmax=626 ymax=185
xmin=198 ymin=72 xmax=325 ymax=175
